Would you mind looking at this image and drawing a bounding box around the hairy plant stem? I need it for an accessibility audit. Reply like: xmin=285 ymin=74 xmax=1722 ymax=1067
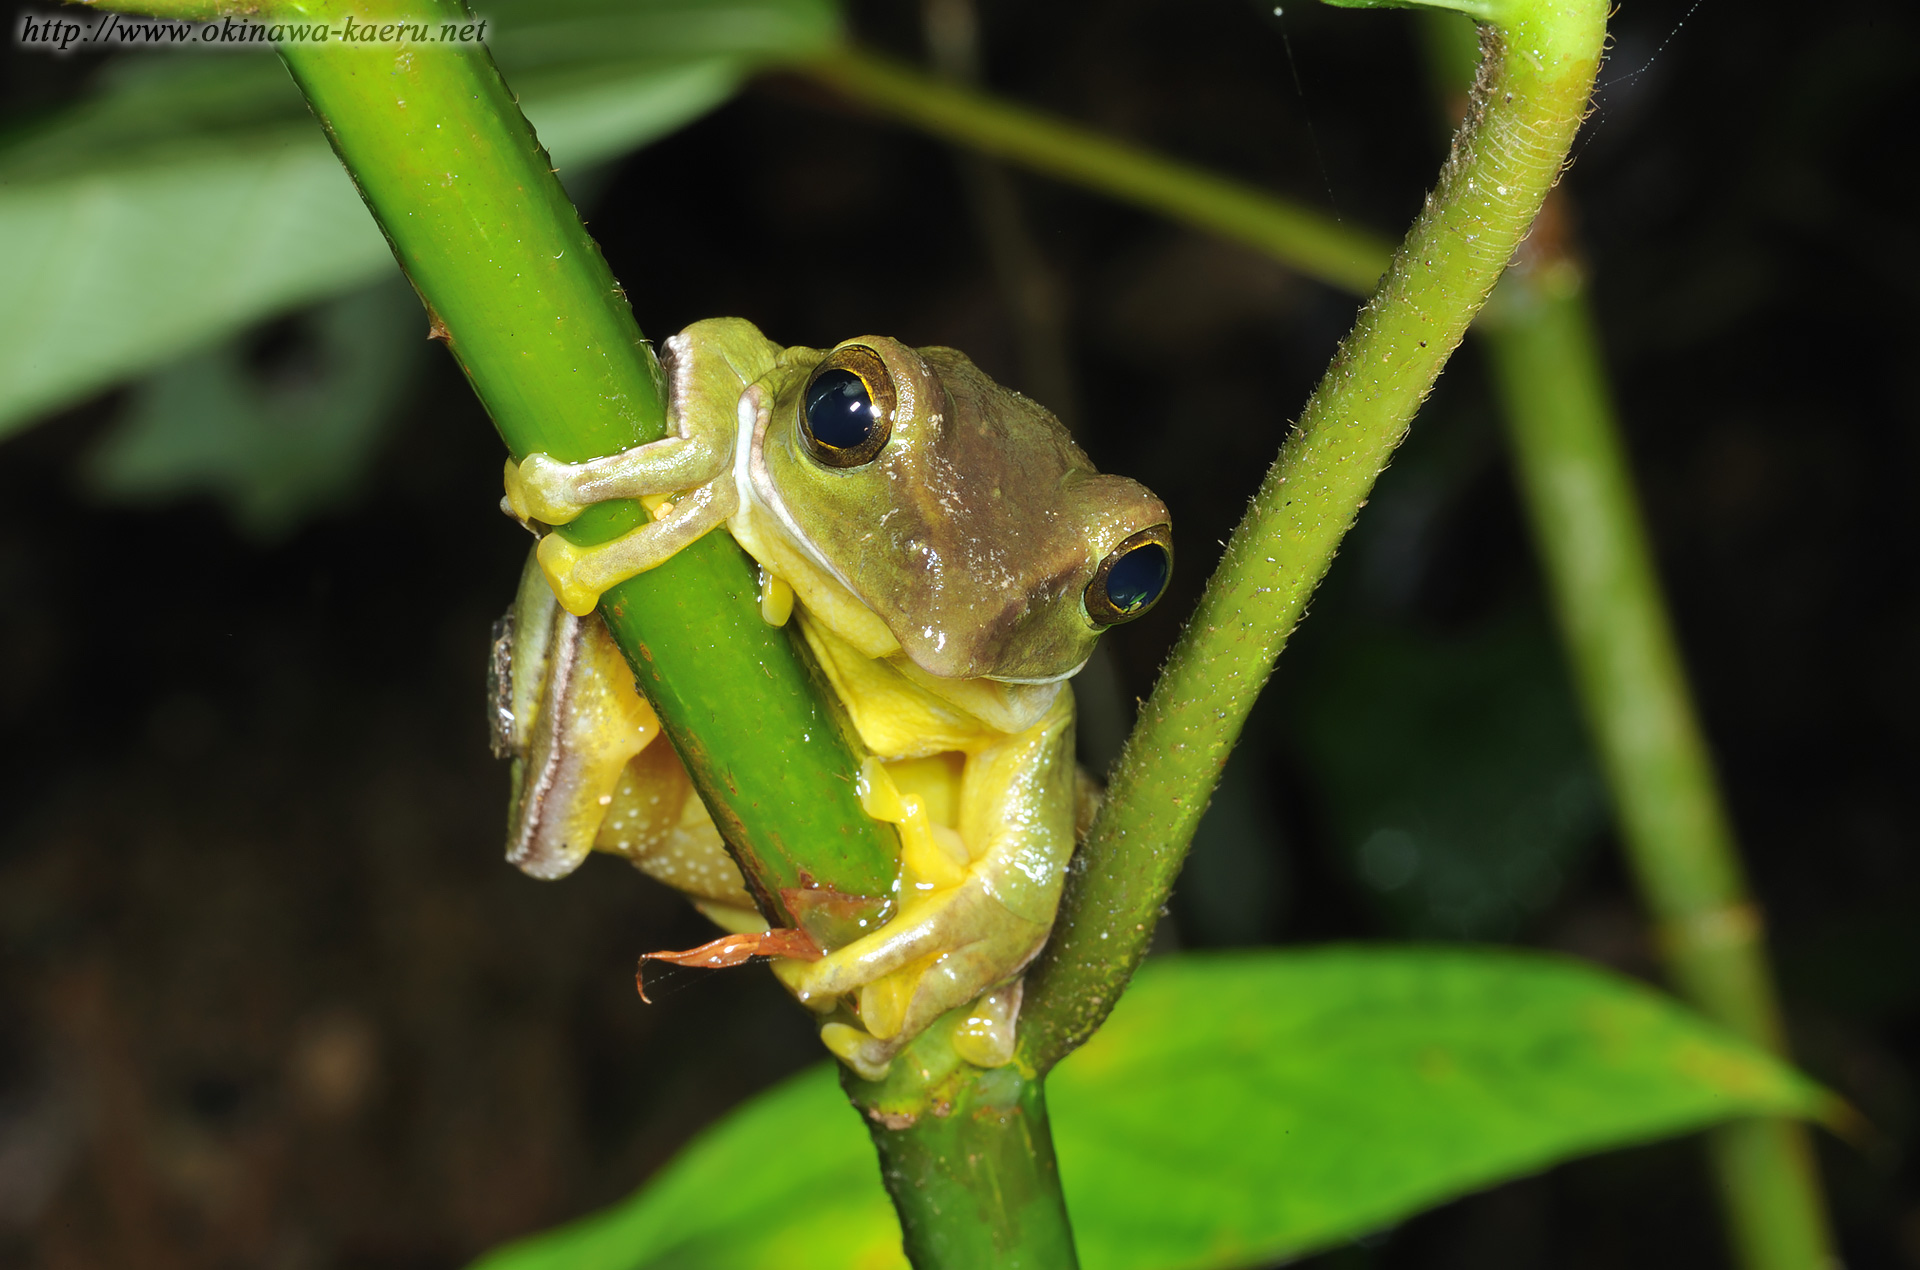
xmin=86 ymin=0 xmax=908 ymax=927
xmin=776 ymin=1 xmax=1595 ymax=1252
xmin=1480 ymin=229 xmax=1835 ymax=1270
xmin=836 ymin=7 xmax=1607 ymax=1239
xmin=818 ymin=16 xmax=1834 ymax=1261
xmin=1018 ymin=1 xmax=1606 ymax=1070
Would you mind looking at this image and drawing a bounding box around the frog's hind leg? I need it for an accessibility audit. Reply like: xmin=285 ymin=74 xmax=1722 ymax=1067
xmin=594 ymin=720 xmax=761 ymax=921
xmin=775 ymin=693 xmax=1078 ymax=1077
xmin=501 ymin=570 xmax=661 ymax=880
xmin=532 ymin=475 xmax=736 ymax=615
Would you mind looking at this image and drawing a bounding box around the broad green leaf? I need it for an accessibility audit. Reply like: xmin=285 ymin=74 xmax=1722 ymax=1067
xmin=472 ymin=948 xmax=1835 ymax=1270
xmin=1052 ymin=947 xmax=1832 ymax=1268
xmin=0 ymin=0 xmax=839 ymax=438
xmin=471 ymin=1063 xmax=904 ymax=1270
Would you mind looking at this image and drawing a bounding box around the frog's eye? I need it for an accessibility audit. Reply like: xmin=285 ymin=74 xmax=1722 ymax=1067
xmin=1086 ymin=525 xmax=1174 ymax=626
xmin=801 ymin=345 xmax=896 ymax=468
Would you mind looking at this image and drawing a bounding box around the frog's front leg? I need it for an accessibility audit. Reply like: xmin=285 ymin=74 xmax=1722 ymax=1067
xmin=501 ymin=318 xmax=781 ymax=616
xmin=776 ymin=692 xmax=1078 ymax=1080
xmin=528 ymin=478 xmax=737 ymax=617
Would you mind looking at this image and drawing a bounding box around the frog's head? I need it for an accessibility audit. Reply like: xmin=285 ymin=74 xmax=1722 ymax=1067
xmin=754 ymin=336 xmax=1172 ymax=682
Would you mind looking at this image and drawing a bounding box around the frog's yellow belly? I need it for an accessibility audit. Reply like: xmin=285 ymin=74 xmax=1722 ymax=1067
xmin=595 ymin=602 xmax=1066 ymax=917
xmin=570 ymin=580 xmax=1079 ymax=1079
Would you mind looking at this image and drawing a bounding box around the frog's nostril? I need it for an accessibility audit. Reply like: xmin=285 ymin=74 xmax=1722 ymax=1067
xmin=1085 ymin=525 xmax=1174 ymax=626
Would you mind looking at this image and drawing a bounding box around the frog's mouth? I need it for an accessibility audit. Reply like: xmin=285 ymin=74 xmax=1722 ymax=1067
xmin=986 ymin=660 xmax=1089 ymax=686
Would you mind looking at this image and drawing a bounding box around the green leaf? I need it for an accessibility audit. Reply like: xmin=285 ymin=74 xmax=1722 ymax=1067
xmin=471 ymin=1063 xmax=904 ymax=1270
xmin=472 ymin=948 xmax=1835 ymax=1270
xmin=0 ymin=0 xmax=839 ymax=438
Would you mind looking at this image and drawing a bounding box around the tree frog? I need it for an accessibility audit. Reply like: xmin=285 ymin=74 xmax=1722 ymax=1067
xmin=490 ymin=319 xmax=1171 ymax=1080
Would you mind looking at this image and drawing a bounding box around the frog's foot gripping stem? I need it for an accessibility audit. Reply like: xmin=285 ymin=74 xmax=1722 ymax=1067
xmin=501 ymin=351 xmax=748 ymax=616
xmin=775 ymin=701 xmax=1076 ymax=1080
xmin=825 ymin=982 xmax=1025 ymax=1083
xmin=530 ymin=476 xmax=737 ymax=616
xmin=776 ymin=878 xmax=1052 ymax=1080
xmin=503 ymin=429 xmax=731 ymax=528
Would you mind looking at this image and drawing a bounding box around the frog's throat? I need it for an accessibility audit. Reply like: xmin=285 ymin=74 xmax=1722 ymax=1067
xmin=731 ymin=386 xmax=1087 ymax=688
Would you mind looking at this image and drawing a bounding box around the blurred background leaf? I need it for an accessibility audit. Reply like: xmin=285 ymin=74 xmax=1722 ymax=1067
xmin=475 ymin=949 xmax=1834 ymax=1270
xmin=0 ymin=0 xmax=840 ymax=442
xmin=81 ymin=275 xmax=422 ymax=540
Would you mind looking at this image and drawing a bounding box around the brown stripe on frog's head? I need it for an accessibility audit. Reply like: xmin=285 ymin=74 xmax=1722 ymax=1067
xmin=761 ymin=337 xmax=1172 ymax=682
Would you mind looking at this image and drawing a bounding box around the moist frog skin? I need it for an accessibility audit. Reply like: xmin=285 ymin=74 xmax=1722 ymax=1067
xmin=492 ymin=318 xmax=1171 ymax=1080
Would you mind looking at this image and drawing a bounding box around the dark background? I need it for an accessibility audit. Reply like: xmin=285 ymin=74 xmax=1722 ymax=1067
xmin=2 ymin=0 xmax=1916 ymax=1265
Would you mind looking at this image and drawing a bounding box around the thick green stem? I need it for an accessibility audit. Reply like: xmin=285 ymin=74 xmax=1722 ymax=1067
xmin=1480 ymin=240 xmax=1834 ymax=1269
xmin=851 ymin=1046 xmax=1078 ymax=1270
xmin=210 ymin=0 xmax=900 ymax=931
xmin=1018 ymin=1 xmax=1607 ymax=1071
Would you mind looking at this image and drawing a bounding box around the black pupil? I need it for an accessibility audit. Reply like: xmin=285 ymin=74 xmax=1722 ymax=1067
xmin=804 ymin=369 xmax=879 ymax=452
xmin=1104 ymin=543 xmax=1170 ymax=614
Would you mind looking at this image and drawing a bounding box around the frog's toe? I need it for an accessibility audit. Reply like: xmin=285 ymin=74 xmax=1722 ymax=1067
xmin=820 ymin=1022 xmax=897 ymax=1082
xmin=534 ymin=532 xmax=605 ymax=617
xmin=505 ymin=453 xmax=591 ymax=527
xmin=866 ymin=944 xmax=1030 ymax=1053
xmin=818 ymin=979 xmax=1024 ymax=1081
xmin=949 ymin=981 xmax=1022 ymax=1068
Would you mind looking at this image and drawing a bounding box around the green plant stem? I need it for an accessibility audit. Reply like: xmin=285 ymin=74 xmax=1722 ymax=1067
xmin=1018 ymin=2 xmax=1607 ymax=1071
xmin=794 ymin=47 xmax=1393 ymax=296
xmin=852 ymin=1051 xmax=1077 ymax=1269
xmin=142 ymin=0 xmax=905 ymax=931
xmin=1480 ymin=242 xmax=1835 ymax=1270
xmin=815 ymin=12 xmax=1833 ymax=1261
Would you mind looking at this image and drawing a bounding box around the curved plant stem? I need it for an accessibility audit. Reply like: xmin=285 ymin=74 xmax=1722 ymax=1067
xmin=79 ymin=0 xmax=906 ymax=928
xmin=1480 ymin=230 xmax=1836 ymax=1270
xmin=818 ymin=15 xmax=1835 ymax=1261
xmin=808 ymin=2 xmax=1604 ymax=1250
xmin=794 ymin=46 xmax=1393 ymax=295
xmin=1018 ymin=0 xmax=1607 ymax=1071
